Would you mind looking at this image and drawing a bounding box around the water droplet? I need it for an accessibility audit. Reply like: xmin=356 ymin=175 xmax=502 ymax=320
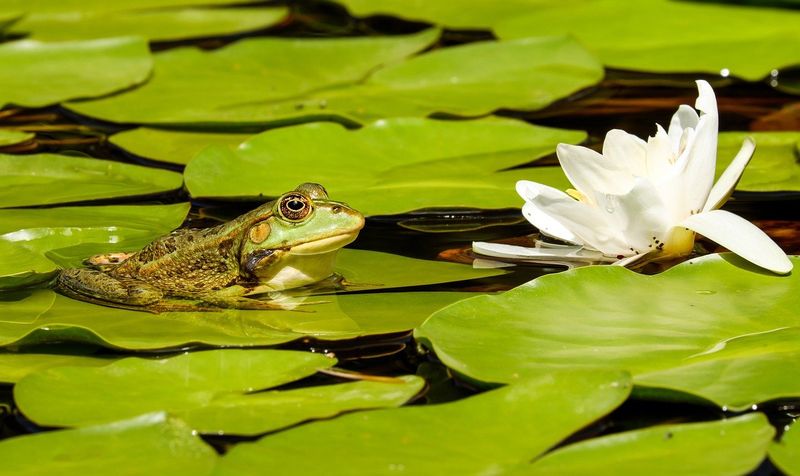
xmin=695 ymin=290 xmax=715 ymax=295
xmin=720 ymin=68 xmax=730 ymax=77
xmin=721 ymin=406 xmax=728 ymax=412
xmin=604 ymin=194 xmax=615 ymax=213
xmin=751 ymin=404 xmax=758 ymax=411
xmin=770 ymin=69 xmax=780 ymax=78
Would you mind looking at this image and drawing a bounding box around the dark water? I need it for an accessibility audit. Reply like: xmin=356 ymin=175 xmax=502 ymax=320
xmin=1 ymin=3 xmax=799 ymax=470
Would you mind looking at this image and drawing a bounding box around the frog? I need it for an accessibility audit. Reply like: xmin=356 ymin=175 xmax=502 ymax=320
xmin=54 ymin=183 xmax=365 ymax=312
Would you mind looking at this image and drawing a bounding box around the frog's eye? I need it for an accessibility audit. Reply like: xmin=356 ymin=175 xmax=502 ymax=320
xmin=278 ymin=193 xmax=312 ymax=222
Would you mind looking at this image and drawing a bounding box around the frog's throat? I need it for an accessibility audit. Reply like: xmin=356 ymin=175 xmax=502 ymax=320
xmin=288 ymin=231 xmax=360 ymax=256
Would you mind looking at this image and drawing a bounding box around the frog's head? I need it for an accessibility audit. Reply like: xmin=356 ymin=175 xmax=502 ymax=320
xmin=240 ymin=183 xmax=364 ymax=289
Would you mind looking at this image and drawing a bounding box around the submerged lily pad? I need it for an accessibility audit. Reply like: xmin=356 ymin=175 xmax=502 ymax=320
xmin=68 ymin=34 xmax=602 ymax=126
xmin=517 ymin=413 xmax=773 ymax=476
xmin=0 ymin=289 xmax=476 ymax=350
xmin=495 ymin=0 xmax=800 ymax=80
xmin=0 ymin=153 xmax=183 ymax=207
xmin=111 ymin=128 xmax=251 ymax=165
xmin=0 ymin=412 xmax=217 ymax=476
xmin=0 ymin=241 xmax=59 ymax=290
xmin=770 ymin=418 xmax=800 ymax=476
xmin=185 ymin=117 xmax=578 ymax=215
xmin=16 ymin=350 xmax=423 ymax=435
xmin=0 ymin=351 xmax=113 ymax=383
xmin=416 ymin=254 xmax=800 ymax=410
xmin=718 ymin=131 xmax=800 ymax=192
xmin=216 ymin=370 xmax=631 ymax=475
xmin=0 ymin=37 xmax=152 ymax=108
xmin=11 ymin=7 xmax=287 ymax=42
xmin=0 ymin=129 xmax=34 ymax=147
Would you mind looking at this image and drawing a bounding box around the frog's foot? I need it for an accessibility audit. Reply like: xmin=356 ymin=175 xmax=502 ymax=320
xmin=84 ymin=252 xmax=135 ymax=267
xmin=199 ymin=293 xmax=327 ymax=311
xmin=55 ymin=268 xmax=163 ymax=307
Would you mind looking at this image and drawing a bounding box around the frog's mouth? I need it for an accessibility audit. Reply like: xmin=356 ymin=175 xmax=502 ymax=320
xmin=288 ymin=231 xmax=361 ymax=255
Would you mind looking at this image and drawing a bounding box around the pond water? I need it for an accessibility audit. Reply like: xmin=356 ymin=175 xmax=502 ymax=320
xmin=1 ymin=1 xmax=800 ymax=474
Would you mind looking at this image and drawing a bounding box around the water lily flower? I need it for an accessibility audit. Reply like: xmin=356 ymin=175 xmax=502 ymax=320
xmin=474 ymin=80 xmax=792 ymax=274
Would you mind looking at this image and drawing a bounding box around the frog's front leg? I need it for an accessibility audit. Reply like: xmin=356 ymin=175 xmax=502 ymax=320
xmin=199 ymin=285 xmax=322 ymax=311
xmin=55 ymin=268 xmax=163 ymax=307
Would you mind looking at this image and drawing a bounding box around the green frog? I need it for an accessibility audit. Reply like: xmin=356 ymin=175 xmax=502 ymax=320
xmin=55 ymin=183 xmax=364 ymax=312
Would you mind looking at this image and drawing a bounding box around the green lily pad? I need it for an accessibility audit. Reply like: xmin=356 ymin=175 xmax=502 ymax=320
xmin=0 ymin=289 xmax=476 ymax=350
xmin=0 ymin=153 xmax=184 ymax=207
xmin=0 ymin=241 xmax=59 ymax=290
xmin=517 ymin=413 xmax=773 ymax=476
xmin=185 ymin=117 xmax=578 ymax=215
xmin=14 ymin=349 xmax=339 ymax=429
xmin=0 ymin=129 xmax=33 ymax=147
xmin=0 ymin=412 xmax=217 ymax=476
xmin=215 ymin=370 xmax=631 ymax=475
xmin=0 ymin=11 xmax=22 ymax=30
xmin=0 ymin=351 xmax=113 ymax=383
xmin=11 ymin=7 xmax=287 ymax=42
xmin=0 ymin=37 xmax=152 ymax=108
xmin=111 ymin=128 xmax=251 ymax=165
xmin=0 ymin=203 xmax=190 ymax=267
xmin=770 ymin=418 xmax=800 ymax=476
xmin=16 ymin=351 xmax=423 ymax=435
xmin=67 ymin=34 xmax=602 ymax=126
xmin=416 ymin=254 xmax=800 ymax=410
xmin=495 ymin=0 xmax=800 ymax=80
xmin=717 ymin=131 xmax=800 ymax=192
xmin=67 ymin=29 xmax=439 ymax=126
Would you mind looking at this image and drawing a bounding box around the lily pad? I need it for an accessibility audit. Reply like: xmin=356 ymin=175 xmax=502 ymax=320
xmin=0 ymin=412 xmax=217 ymax=476
xmin=0 ymin=351 xmax=113 ymax=383
xmin=0 ymin=153 xmax=183 ymax=207
xmin=717 ymin=131 xmax=800 ymax=192
xmin=495 ymin=0 xmax=800 ymax=80
xmin=16 ymin=351 xmax=423 ymax=435
xmin=67 ymin=35 xmax=602 ymax=126
xmin=67 ymin=29 xmax=439 ymax=126
xmin=14 ymin=349 xmax=338 ymax=428
xmin=11 ymin=7 xmax=288 ymax=42
xmin=0 ymin=241 xmax=59 ymax=290
xmin=517 ymin=413 xmax=773 ymax=476
xmin=416 ymin=254 xmax=800 ymax=410
xmin=215 ymin=370 xmax=631 ymax=475
xmin=0 ymin=129 xmax=33 ymax=147
xmin=0 ymin=203 xmax=190 ymax=267
xmin=110 ymin=128 xmax=251 ymax=165
xmin=0 ymin=289 xmax=477 ymax=350
xmin=770 ymin=418 xmax=800 ymax=476
xmin=185 ymin=117 xmax=578 ymax=215
xmin=0 ymin=37 xmax=152 ymax=108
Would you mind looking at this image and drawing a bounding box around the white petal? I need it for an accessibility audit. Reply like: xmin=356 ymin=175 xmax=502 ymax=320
xmin=703 ymin=137 xmax=755 ymax=212
xmin=682 ymin=210 xmax=793 ymax=274
xmin=516 ymin=180 xmax=582 ymax=244
xmin=556 ymin=143 xmax=633 ymax=196
xmin=472 ymin=241 xmax=611 ymax=263
xmin=645 ymin=124 xmax=674 ymax=177
xmin=694 ymin=79 xmax=718 ymax=117
xmin=602 ymin=129 xmax=647 ymax=177
xmin=667 ymin=104 xmax=699 ymax=151
xmin=612 ymin=250 xmax=654 ymax=267
xmin=589 ymin=177 xmax=671 ymax=253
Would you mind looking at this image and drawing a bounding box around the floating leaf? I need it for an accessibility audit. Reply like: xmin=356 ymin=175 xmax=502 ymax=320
xmin=517 ymin=413 xmax=773 ymax=476
xmin=0 ymin=203 xmax=190 ymax=268
xmin=185 ymin=117 xmax=578 ymax=215
xmin=495 ymin=0 xmax=800 ymax=80
xmin=16 ymin=351 xmax=422 ymax=435
xmin=216 ymin=370 xmax=631 ymax=475
xmin=770 ymin=418 xmax=800 ymax=476
xmin=0 ymin=37 xmax=152 ymax=108
xmin=111 ymin=128 xmax=250 ymax=165
xmin=11 ymin=7 xmax=287 ymax=42
xmin=67 ymin=35 xmax=602 ymax=126
xmin=0 ymin=351 xmax=113 ymax=383
xmin=14 ymin=349 xmax=337 ymax=428
xmin=67 ymin=29 xmax=439 ymax=126
xmin=0 ymin=289 xmax=476 ymax=350
xmin=0 ymin=241 xmax=58 ymax=289
xmin=0 ymin=413 xmax=217 ymax=476
xmin=416 ymin=254 xmax=800 ymax=410
xmin=0 ymin=129 xmax=33 ymax=147
xmin=0 ymin=153 xmax=183 ymax=207
xmin=717 ymin=131 xmax=800 ymax=192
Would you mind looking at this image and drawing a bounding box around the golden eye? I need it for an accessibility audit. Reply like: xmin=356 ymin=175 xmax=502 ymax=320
xmin=278 ymin=193 xmax=312 ymax=222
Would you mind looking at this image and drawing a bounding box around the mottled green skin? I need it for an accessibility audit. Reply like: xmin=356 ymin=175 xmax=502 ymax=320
xmin=55 ymin=183 xmax=364 ymax=312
